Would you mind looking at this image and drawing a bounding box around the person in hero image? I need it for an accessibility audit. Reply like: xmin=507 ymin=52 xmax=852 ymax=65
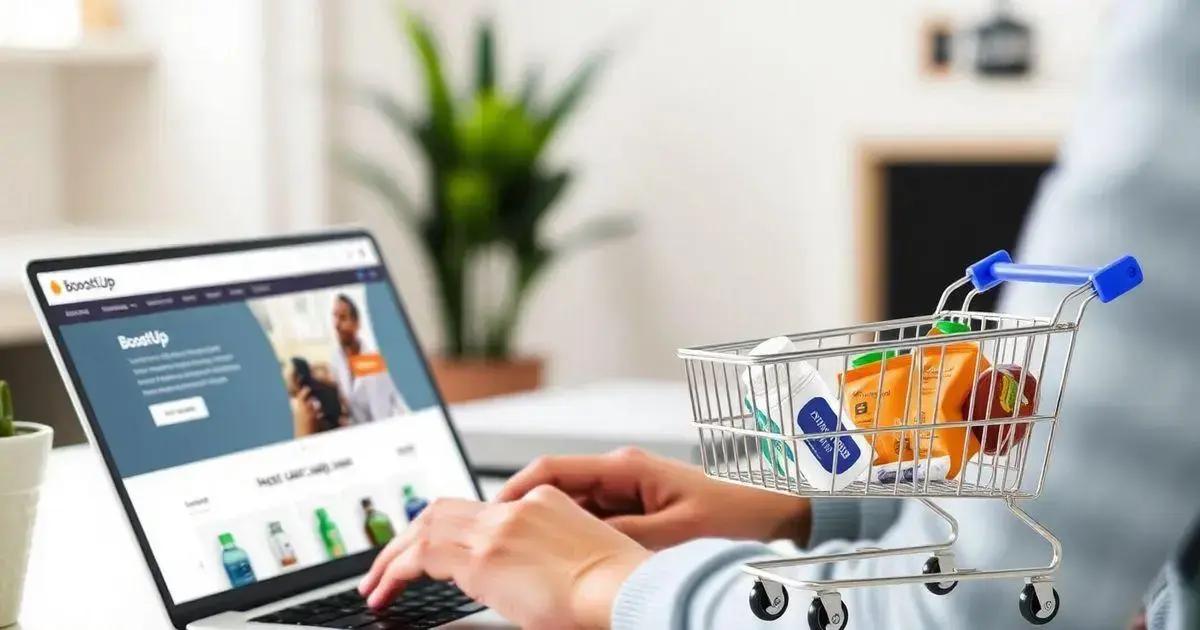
xmin=329 ymin=293 xmax=409 ymax=424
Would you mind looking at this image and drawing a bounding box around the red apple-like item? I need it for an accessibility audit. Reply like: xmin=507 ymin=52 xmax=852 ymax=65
xmin=964 ymin=365 xmax=1038 ymax=455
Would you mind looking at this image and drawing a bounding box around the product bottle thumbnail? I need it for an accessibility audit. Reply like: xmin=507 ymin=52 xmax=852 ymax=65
xmin=402 ymin=484 xmax=429 ymax=522
xmin=218 ymin=532 xmax=257 ymax=588
xmin=267 ymin=521 xmax=298 ymax=568
xmin=361 ymin=498 xmax=396 ymax=547
xmin=315 ymin=508 xmax=346 ymax=559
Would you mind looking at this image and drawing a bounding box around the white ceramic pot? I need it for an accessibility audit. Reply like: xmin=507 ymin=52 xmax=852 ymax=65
xmin=0 ymin=422 xmax=53 ymax=628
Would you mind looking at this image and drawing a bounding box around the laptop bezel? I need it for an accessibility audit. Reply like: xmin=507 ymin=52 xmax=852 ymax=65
xmin=24 ymin=228 xmax=484 ymax=629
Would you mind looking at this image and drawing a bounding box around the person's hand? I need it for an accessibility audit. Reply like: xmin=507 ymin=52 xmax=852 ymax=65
xmin=290 ymin=386 xmax=319 ymax=436
xmin=358 ymin=485 xmax=650 ymax=629
xmin=495 ymin=447 xmax=812 ymax=550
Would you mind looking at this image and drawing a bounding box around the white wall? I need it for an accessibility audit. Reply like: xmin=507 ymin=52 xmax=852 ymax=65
xmin=0 ymin=1 xmax=332 ymax=343
xmin=98 ymin=0 xmax=270 ymax=231
xmin=0 ymin=66 xmax=63 ymax=228
xmin=0 ymin=0 xmax=332 ymax=238
xmin=333 ymin=1 xmax=1114 ymax=384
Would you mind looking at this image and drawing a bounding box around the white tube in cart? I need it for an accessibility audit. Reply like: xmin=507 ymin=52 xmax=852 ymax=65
xmin=740 ymin=337 xmax=871 ymax=491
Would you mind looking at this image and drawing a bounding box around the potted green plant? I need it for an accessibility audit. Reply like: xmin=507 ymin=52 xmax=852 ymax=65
xmin=0 ymin=381 xmax=53 ymax=628
xmin=342 ymin=11 xmax=631 ymax=402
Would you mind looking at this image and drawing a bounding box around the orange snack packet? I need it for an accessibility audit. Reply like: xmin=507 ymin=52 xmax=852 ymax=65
xmin=913 ymin=341 xmax=987 ymax=478
xmin=843 ymin=342 xmax=986 ymax=482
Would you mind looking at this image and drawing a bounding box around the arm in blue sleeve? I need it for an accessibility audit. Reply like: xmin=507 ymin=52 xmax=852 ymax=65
xmin=808 ymin=498 xmax=903 ymax=548
xmin=612 ymin=537 xmax=863 ymax=630
xmin=612 ymin=539 xmax=771 ymax=630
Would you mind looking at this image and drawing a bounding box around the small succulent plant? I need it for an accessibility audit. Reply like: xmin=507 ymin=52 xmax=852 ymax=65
xmin=0 ymin=381 xmax=13 ymax=438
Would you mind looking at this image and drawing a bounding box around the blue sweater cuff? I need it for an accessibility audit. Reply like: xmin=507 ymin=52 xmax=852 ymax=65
xmin=612 ymin=538 xmax=771 ymax=630
xmin=808 ymin=499 xmax=863 ymax=547
xmin=808 ymin=498 xmax=902 ymax=547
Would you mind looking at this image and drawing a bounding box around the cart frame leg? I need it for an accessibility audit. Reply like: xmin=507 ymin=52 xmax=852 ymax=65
xmin=761 ymin=580 xmax=786 ymax=608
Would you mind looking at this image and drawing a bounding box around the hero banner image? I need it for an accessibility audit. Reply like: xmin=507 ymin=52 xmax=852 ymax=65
xmin=45 ymin=240 xmax=476 ymax=604
xmin=60 ymin=282 xmax=437 ymax=477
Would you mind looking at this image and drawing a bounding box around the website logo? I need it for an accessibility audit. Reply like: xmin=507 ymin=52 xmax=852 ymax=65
xmin=54 ymin=276 xmax=117 ymax=295
xmin=118 ymin=330 xmax=170 ymax=350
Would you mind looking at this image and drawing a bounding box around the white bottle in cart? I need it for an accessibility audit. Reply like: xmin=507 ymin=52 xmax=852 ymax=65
xmin=741 ymin=336 xmax=871 ymax=491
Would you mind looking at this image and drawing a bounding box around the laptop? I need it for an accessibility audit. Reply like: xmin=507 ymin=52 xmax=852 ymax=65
xmin=25 ymin=230 xmax=491 ymax=629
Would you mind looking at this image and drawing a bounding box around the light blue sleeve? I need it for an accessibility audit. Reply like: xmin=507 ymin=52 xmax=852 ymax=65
xmin=609 ymin=501 xmax=902 ymax=628
xmin=612 ymin=538 xmax=862 ymax=630
xmin=808 ymin=499 xmax=903 ymax=548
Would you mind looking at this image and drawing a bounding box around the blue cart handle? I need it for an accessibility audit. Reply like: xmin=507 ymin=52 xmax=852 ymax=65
xmin=966 ymin=250 xmax=1143 ymax=303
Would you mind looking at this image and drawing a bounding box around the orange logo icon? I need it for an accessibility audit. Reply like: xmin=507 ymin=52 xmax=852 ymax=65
xmin=50 ymin=280 xmax=62 ymax=295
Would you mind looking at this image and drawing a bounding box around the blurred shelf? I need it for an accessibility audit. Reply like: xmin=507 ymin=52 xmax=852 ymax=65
xmin=0 ymin=36 xmax=155 ymax=67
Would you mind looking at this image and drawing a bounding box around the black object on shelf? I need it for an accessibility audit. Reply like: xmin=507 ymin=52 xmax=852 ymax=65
xmin=975 ymin=0 xmax=1034 ymax=77
xmin=922 ymin=19 xmax=955 ymax=76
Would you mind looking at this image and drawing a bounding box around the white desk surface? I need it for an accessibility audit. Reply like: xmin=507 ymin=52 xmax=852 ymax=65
xmin=450 ymin=379 xmax=698 ymax=471
xmin=14 ymin=445 xmax=511 ymax=630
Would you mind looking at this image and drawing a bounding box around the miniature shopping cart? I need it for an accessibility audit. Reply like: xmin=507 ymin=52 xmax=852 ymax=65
xmin=676 ymin=250 xmax=1142 ymax=629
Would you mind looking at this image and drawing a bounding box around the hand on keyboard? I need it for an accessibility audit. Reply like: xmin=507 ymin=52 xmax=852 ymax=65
xmin=357 ymin=485 xmax=651 ymax=629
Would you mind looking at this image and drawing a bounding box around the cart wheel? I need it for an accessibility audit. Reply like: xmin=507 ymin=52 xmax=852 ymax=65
xmin=806 ymin=597 xmax=849 ymax=630
xmin=749 ymin=581 xmax=788 ymax=621
xmin=922 ymin=557 xmax=958 ymax=595
xmin=1018 ymin=583 xmax=1060 ymax=625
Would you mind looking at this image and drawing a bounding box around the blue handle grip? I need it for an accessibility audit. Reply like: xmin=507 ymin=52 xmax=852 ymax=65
xmin=966 ymin=250 xmax=1143 ymax=303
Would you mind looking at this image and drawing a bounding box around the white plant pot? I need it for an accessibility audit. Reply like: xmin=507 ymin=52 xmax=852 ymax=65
xmin=0 ymin=422 xmax=53 ymax=628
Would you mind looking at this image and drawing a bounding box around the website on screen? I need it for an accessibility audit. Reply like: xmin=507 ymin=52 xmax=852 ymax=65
xmin=40 ymin=239 xmax=476 ymax=604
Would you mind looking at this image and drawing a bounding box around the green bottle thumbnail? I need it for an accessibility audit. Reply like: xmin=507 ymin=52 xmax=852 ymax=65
xmin=315 ymin=508 xmax=346 ymax=559
xmin=361 ymin=498 xmax=396 ymax=547
xmin=402 ymin=484 xmax=429 ymax=522
xmin=218 ymin=532 xmax=257 ymax=588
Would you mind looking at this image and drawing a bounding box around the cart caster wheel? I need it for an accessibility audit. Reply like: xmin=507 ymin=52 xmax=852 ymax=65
xmin=1018 ymin=583 xmax=1060 ymax=625
xmin=922 ymin=557 xmax=958 ymax=595
xmin=749 ymin=581 xmax=788 ymax=621
xmin=807 ymin=597 xmax=849 ymax=630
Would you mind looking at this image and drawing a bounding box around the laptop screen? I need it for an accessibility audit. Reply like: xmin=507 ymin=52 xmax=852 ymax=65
xmin=32 ymin=235 xmax=477 ymax=605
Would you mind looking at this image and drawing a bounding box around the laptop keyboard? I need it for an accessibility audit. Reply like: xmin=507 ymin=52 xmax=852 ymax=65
xmin=249 ymin=580 xmax=485 ymax=629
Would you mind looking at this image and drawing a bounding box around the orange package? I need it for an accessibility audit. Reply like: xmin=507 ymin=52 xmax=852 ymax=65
xmin=842 ymin=342 xmax=987 ymax=483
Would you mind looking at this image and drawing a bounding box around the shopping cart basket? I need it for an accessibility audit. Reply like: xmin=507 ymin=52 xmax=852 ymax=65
xmin=676 ymin=250 xmax=1142 ymax=629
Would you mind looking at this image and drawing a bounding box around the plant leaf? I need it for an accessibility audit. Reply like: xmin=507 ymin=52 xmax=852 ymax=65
xmin=518 ymin=66 xmax=542 ymax=109
xmin=535 ymin=51 xmax=609 ymax=150
xmin=402 ymin=10 xmax=457 ymax=166
xmin=360 ymin=86 xmax=415 ymax=139
xmin=499 ymin=170 xmax=571 ymax=246
xmin=475 ymin=19 xmax=495 ymax=94
xmin=0 ymin=380 xmax=12 ymax=438
xmin=336 ymin=148 xmax=422 ymax=227
xmin=553 ymin=214 xmax=634 ymax=253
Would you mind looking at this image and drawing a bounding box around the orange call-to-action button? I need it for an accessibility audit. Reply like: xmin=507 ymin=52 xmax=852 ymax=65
xmin=349 ymin=353 xmax=387 ymax=377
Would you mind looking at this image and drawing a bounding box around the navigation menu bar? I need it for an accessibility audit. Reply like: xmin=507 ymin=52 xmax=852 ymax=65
xmin=49 ymin=267 xmax=386 ymax=326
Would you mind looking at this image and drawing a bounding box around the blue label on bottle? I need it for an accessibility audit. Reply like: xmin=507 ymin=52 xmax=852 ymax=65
xmin=223 ymin=555 xmax=257 ymax=588
xmin=795 ymin=397 xmax=861 ymax=474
